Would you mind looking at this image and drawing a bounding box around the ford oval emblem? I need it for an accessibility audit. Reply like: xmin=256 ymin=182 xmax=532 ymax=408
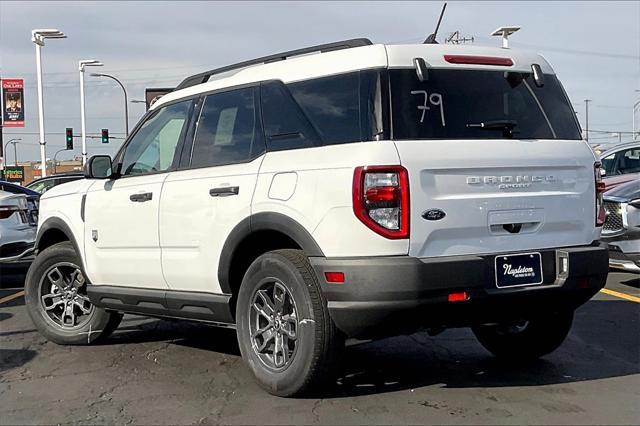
xmin=422 ymin=209 xmax=446 ymax=221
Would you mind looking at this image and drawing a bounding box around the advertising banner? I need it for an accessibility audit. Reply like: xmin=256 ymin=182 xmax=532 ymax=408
xmin=2 ymin=79 xmax=25 ymax=128
xmin=2 ymin=166 xmax=25 ymax=183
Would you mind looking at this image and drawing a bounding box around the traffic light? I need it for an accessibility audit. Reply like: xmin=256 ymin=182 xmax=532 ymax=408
xmin=65 ymin=128 xmax=73 ymax=150
xmin=101 ymin=128 xmax=109 ymax=144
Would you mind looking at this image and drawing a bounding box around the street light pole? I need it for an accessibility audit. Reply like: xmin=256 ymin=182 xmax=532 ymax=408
xmin=584 ymin=99 xmax=591 ymax=143
xmin=11 ymin=140 xmax=19 ymax=166
xmin=633 ymin=99 xmax=640 ymax=141
xmin=1 ymin=138 xmax=21 ymax=172
xmin=79 ymin=60 xmax=103 ymax=166
xmin=32 ymin=29 xmax=66 ymax=178
xmin=91 ymin=72 xmax=129 ymax=136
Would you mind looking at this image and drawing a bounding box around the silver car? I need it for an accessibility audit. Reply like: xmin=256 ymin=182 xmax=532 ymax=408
xmin=0 ymin=190 xmax=36 ymax=264
xmin=600 ymin=179 xmax=640 ymax=273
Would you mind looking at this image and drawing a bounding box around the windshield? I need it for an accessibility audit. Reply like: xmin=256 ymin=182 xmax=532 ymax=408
xmin=390 ymin=69 xmax=581 ymax=140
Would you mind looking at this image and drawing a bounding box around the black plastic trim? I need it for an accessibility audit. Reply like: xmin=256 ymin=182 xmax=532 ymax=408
xmin=309 ymin=245 xmax=609 ymax=338
xmin=176 ymin=38 xmax=373 ymax=90
xmin=217 ymin=212 xmax=324 ymax=293
xmin=35 ymin=217 xmax=82 ymax=263
xmin=87 ymin=285 xmax=234 ymax=324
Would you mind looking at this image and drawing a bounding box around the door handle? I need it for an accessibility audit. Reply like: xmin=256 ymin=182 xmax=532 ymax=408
xmin=129 ymin=192 xmax=153 ymax=202
xmin=209 ymin=186 xmax=239 ymax=197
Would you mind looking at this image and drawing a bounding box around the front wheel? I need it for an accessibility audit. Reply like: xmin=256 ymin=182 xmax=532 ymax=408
xmin=236 ymin=249 xmax=343 ymax=397
xmin=472 ymin=310 xmax=574 ymax=360
xmin=25 ymin=242 xmax=122 ymax=345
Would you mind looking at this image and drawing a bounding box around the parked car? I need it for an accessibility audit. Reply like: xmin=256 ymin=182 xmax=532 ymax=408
xmin=601 ymin=179 xmax=640 ymax=273
xmin=599 ymin=142 xmax=640 ymax=191
xmin=25 ymin=38 xmax=608 ymax=397
xmin=0 ymin=181 xmax=40 ymax=225
xmin=26 ymin=173 xmax=84 ymax=194
xmin=0 ymin=191 xmax=36 ymax=263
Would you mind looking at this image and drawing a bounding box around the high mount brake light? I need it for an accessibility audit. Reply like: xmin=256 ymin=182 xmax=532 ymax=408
xmin=353 ymin=166 xmax=410 ymax=239
xmin=595 ymin=162 xmax=606 ymax=227
xmin=444 ymin=55 xmax=514 ymax=66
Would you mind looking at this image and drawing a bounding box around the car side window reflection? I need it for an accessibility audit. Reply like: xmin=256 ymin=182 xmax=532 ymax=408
xmin=121 ymin=100 xmax=193 ymax=176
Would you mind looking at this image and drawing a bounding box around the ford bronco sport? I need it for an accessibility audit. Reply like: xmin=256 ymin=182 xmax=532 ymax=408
xmin=25 ymin=38 xmax=609 ymax=396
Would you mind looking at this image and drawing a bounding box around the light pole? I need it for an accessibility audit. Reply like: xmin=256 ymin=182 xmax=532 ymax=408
xmin=1 ymin=138 xmax=21 ymax=171
xmin=91 ymin=72 xmax=129 ymax=136
xmin=584 ymin=99 xmax=591 ymax=142
xmin=32 ymin=29 xmax=66 ymax=178
xmin=633 ymin=91 xmax=640 ymax=141
xmin=79 ymin=60 xmax=103 ymax=165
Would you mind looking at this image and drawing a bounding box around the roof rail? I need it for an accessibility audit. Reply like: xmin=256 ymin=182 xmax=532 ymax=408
xmin=175 ymin=38 xmax=373 ymax=90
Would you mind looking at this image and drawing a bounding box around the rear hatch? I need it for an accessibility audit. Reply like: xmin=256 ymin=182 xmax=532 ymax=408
xmin=388 ymin=66 xmax=599 ymax=258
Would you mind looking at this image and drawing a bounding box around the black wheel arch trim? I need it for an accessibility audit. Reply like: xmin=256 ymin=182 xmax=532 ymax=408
xmin=35 ymin=217 xmax=84 ymax=267
xmin=218 ymin=212 xmax=324 ymax=294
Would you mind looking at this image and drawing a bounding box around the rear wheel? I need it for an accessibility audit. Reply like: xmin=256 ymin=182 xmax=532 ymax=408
xmin=236 ymin=249 xmax=343 ymax=397
xmin=25 ymin=242 xmax=122 ymax=345
xmin=472 ymin=310 xmax=574 ymax=360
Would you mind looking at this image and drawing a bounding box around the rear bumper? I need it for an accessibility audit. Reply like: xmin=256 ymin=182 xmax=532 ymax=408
xmin=310 ymin=244 xmax=608 ymax=338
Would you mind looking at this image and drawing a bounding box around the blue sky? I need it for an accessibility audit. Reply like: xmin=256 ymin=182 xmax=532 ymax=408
xmin=1 ymin=1 xmax=639 ymax=162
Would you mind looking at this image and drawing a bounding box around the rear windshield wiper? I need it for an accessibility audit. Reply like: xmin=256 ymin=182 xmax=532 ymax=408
xmin=466 ymin=120 xmax=518 ymax=138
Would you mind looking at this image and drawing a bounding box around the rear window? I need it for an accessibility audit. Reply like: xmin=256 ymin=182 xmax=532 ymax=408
xmin=390 ymin=69 xmax=581 ymax=140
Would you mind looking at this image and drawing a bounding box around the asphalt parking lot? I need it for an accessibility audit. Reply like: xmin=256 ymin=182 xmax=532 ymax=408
xmin=1 ymin=271 xmax=638 ymax=425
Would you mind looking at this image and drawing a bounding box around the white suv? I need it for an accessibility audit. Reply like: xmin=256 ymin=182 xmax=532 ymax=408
xmin=25 ymin=38 xmax=609 ymax=396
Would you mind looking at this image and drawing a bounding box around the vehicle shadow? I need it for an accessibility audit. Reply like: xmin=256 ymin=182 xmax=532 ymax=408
xmin=0 ymin=349 xmax=37 ymax=372
xmin=102 ymin=299 xmax=638 ymax=398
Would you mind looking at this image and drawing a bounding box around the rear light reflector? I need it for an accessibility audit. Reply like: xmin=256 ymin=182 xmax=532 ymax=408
xmin=0 ymin=205 xmax=19 ymax=220
xmin=594 ymin=162 xmax=606 ymax=227
xmin=324 ymin=272 xmax=345 ymax=284
xmin=444 ymin=55 xmax=514 ymax=66
xmin=448 ymin=292 xmax=469 ymax=303
xmin=353 ymin=166 xmax=410 ymax=239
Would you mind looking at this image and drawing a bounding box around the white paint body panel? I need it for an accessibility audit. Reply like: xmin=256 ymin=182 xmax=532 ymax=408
xmin=393 ymin=139 xmax=600 ymax=258
xmin=159 ymin=157 xmax=262 ymax=293
xmin=84 ymin=175 xmax=168 ymax=288
xmin=254 ymin=141 xmax=408 ymax=257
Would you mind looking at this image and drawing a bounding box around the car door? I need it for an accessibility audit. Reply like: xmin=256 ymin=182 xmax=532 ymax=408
xmin=84 ymin=98 xmax=194 ymax=288
xmin=160 ymin=86 xmax=265 ymax=293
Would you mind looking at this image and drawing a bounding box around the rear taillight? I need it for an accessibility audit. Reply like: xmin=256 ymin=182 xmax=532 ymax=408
xmin=353 ymin=166 xmax=409 ymax=239
xmin=595 ymin=162 xmax=606 ymax=227
xmin=0 ymin=205 xmax=20 ymax=220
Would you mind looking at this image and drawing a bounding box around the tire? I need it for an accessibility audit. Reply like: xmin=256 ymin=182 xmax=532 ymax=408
xmin=236 ymin=249 xmax=343 ymax=397
xmin=472 ymin=310 xmax=574 ymax=360
xmin=25 ymin=241 xmax=122 ymax=345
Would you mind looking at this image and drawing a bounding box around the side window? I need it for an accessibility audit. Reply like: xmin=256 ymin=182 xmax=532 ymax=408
xmin=601 ymin=153 xmax=616 ymax=176
xmin=261 ymin=81 xmax=320 ymax=151
xmin=121 ymin=100 xmax=192 ymax=176
xmin=288 ymin=72 xmax=363 ymax=145
xmin=190 ymin=87 xmax=264 ymax=168
xmin=618 ymin=148 xmax=640 ymax=174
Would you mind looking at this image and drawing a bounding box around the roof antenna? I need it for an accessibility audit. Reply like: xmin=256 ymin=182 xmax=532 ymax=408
xmin=424 ymin=3 xmax=447 ymax=44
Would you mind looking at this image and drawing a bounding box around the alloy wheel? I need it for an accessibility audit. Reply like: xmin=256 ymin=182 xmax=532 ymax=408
xmin=249 ymin=279 xmax=299 ymax=371
xmin=39 ymin=262 xmax=94 ymax=329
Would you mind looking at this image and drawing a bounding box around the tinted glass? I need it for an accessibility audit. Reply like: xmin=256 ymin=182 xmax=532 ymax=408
xmin=261 ymin=81 xmax=319 ymax=151
xmin=618 ymin=148 xmax=640 ymax=174
xmin=601 ymin=153 xmax=616 ymax=176
xmin=390 ymin=69 xmax=582 ymax=140
xmin=191 ymin=87 xmax=264 ymax=167
xmin=288 ymin=73 xmax=361 ymax=145
xmin=121 ymin=100 xmax=192 ymax=176
xmin=27 ymin=179 xmax=56 ymax=194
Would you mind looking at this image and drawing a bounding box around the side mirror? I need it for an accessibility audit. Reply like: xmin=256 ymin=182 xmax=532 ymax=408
xmin=600 ymin=168 xmax=607 ymax=177
xmin=84 ymin=155 xmax=114 ymax=179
